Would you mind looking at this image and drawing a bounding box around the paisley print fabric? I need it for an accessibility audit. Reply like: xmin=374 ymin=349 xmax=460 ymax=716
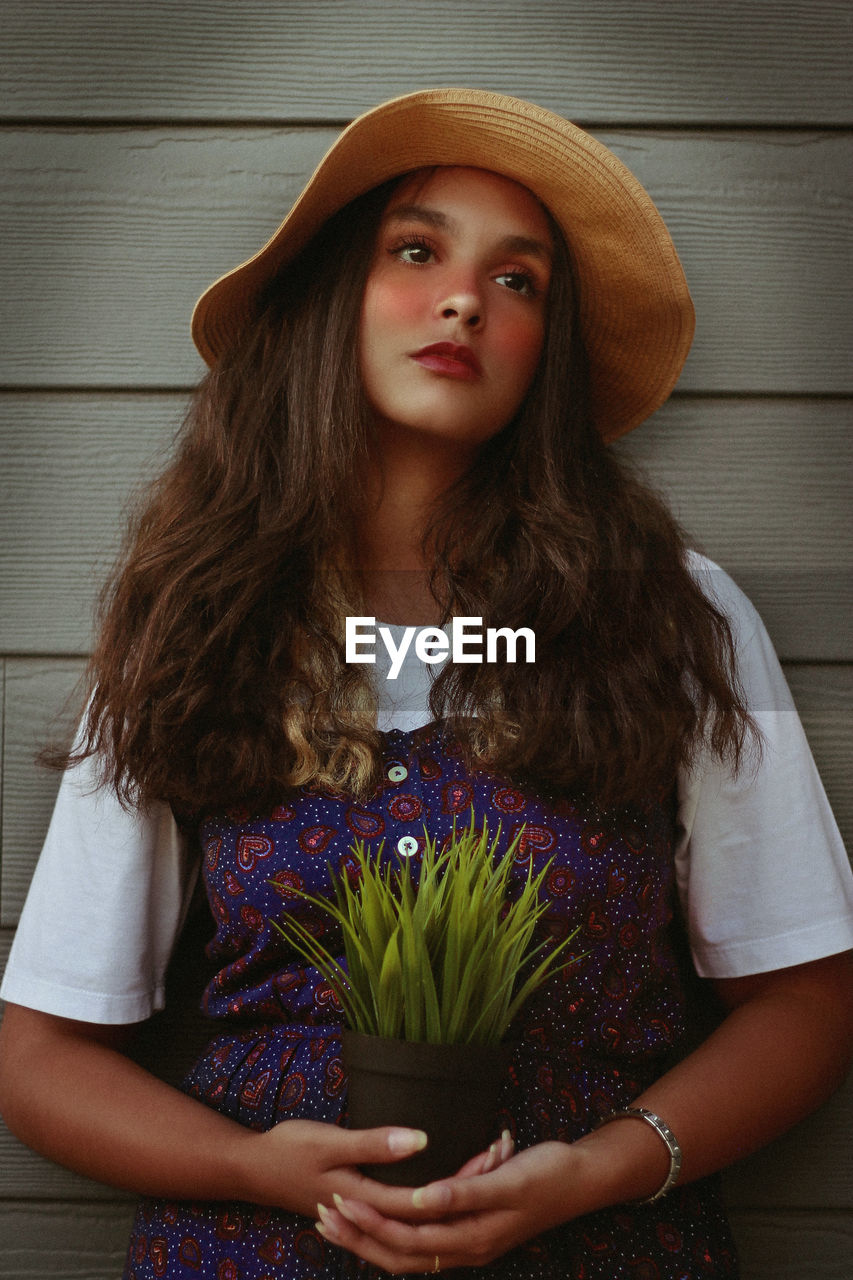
xmin=123 ymin=724 xmax=738 ymax=1278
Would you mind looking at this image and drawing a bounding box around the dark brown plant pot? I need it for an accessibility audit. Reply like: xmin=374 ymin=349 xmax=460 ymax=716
xmin=342 ymin=1029 xmax=509 ymax=1186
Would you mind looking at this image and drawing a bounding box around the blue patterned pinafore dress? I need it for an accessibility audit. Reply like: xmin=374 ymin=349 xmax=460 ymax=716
xmin=123 ymin=722 xmax=739 ymax=1279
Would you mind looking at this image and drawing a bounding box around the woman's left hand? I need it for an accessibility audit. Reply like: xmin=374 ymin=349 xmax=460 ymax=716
xmin=317 ymin=953 xmax=853 ymax=1273
xmin=315 ymin=1139 xmax=580 ymax=1273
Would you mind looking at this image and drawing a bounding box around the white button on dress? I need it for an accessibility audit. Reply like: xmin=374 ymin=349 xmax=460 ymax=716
xmin=387 ymin=764 xmax=408 ymax=782
xmin=396 ymin=835 xmax=419 ymax=857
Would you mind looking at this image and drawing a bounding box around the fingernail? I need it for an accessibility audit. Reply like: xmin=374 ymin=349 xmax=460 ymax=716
xmin=388 ymin=1127 xmax=428 ymax=1155
xmin=316 ymin=1203 xmax=331 ymax=1224
xmin=412 ymin=1183 xmax=452 ymax=1211
xmin=332 ymin=1193 xmax=357 ymax=1224
xmin=316 ymin=1216 xmax=340 ymax=1242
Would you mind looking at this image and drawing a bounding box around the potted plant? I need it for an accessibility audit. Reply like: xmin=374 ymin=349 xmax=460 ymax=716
xmin=270 ymin=813 xmax=582 ymax=1183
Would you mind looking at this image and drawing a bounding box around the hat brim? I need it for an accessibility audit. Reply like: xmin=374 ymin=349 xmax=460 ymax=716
xmin=191 ymin=88 xmax=695 ymax=441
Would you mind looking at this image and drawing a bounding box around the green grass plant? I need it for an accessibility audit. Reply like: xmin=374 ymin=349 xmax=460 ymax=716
xmin=270 ymin=813 xmax=583 ymax=1046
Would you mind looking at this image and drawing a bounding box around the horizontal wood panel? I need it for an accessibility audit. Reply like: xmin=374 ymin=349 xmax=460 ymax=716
xmin=0 ymin=1200 xmax=135 ymax=1277
xmin=2 ymin=0 xmax=851 ymax=125
xmin=728 ymin=1210 xmax=853 ymax=1278
xmin=0 ymin=129 xmax=850 ymax=391
xmin=1 ymin=393 xmax=849 ymax=658
xmin=619 ymin=398 xmax=852 ymax=570
xmin=0 ymin=931 xmax=130 ymax=1201
xmin=1 ymin=661 xmax=86 ymax=928
xmin=0 ymin=393 xmax=183 ymax=654
xmin=725 ymin=1070 xmax=853 ymax=1211
xmin=619 ymin=399 xmax=853 ymax=663
xmin=0 ymin=662 xmax=5 ymax=877
xmin=785 ymin=668 xmax=853 ymax=854
xmin=0 ymin=1125 xmax=127 ymax=1202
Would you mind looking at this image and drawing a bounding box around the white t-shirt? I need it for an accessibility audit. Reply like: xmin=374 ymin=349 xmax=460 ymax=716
xmin=3 ymin=555 xmax=852 ymax=1024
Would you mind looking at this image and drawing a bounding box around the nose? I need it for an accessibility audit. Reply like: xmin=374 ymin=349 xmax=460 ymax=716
xmin=437 ymin=274 xmax=483 ymax=329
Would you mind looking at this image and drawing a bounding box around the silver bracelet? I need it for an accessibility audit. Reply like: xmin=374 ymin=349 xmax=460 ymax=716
xmin=597 ymin=1106 xmax=683 ymax=1204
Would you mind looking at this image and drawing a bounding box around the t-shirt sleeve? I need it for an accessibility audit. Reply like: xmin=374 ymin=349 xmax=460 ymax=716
xmin=0 ymin=748 xmax=198 ymax=1024
xmin=675 ymin=554 xmax=853 ymax=979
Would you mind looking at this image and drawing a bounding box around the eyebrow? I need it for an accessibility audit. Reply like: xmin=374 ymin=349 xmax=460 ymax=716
xmin=384 ymin=202 xmax=554 ymax=264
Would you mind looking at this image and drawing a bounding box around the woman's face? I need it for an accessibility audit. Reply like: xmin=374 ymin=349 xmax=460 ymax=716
xmin=358 ymin=167 xmax=554 ymax=454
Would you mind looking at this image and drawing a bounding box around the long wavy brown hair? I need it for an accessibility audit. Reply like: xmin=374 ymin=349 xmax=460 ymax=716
xmin=64 ymin=174 xmax=753 ymax=814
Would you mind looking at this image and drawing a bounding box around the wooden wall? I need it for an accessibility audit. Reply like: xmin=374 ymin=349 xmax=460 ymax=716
xmin=1 ymin=2 xmax=851 ymax=1275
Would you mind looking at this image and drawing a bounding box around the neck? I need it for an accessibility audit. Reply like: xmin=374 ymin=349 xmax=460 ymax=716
xmin=354 ymin=422 xmax=475 ymax=623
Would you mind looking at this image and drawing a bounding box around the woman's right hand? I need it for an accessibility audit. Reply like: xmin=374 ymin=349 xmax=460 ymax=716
xmin=0 ymin=1004 xmax=510 ymax=1219
xmin=245 ymin=1119 xmax=445 ymax=1218
xmin=244 ymin=1117 xmax=514 ymax=1220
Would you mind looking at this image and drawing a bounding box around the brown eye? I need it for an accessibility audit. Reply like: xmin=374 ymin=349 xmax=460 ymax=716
xmin=495 ymin=271 xmax=538 ymax=297
xmin=389 ymin=236 xmax=436 ymax=265
xmin=400 ymin=245 xmax=432 ymax=264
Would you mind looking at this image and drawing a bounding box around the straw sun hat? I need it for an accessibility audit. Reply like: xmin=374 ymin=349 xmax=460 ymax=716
xmin=192 ymin=88 xmax=694 ymax=441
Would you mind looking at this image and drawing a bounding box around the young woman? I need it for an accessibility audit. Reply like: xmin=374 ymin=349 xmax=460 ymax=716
xmin=1 ymin=89 xmax=852 ymax=1280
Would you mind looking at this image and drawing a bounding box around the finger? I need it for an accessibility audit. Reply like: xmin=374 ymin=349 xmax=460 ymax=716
xmin=316 ymin=1201 xmax=432 ymax=1274
xmin=336 ymin=1140 xmax=512 ymax=1223
xmin=411 ymin=1160 xmax=514 ymax=1215
xmin=454 ymin=1143 xmax=498 ymax=1178
xmin=447 ymin=1130 xmax=517 ymax=1179
xmin=323 ymin=1195 xmax=513 ymax=1273
xmin=333 ymin=1167 xmax=438 ymax=1222
xmin=330 ymin=1195 xmax=454 ymax=1260
xmin=500 ymin=1129 xmax=515 ymax=1164
xmin=345 ymin=1124 xmax=429 ymax=1165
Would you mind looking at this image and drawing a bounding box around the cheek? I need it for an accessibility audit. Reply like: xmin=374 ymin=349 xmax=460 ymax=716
xmin=362 ymin=272 xmax=426 ymax=332
xmin=492 ymin=313 xmax=545 ymax=383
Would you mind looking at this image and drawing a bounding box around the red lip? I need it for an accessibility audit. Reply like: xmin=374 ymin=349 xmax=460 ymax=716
xmin=410 ymin=342 xmax=482 ymax=378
